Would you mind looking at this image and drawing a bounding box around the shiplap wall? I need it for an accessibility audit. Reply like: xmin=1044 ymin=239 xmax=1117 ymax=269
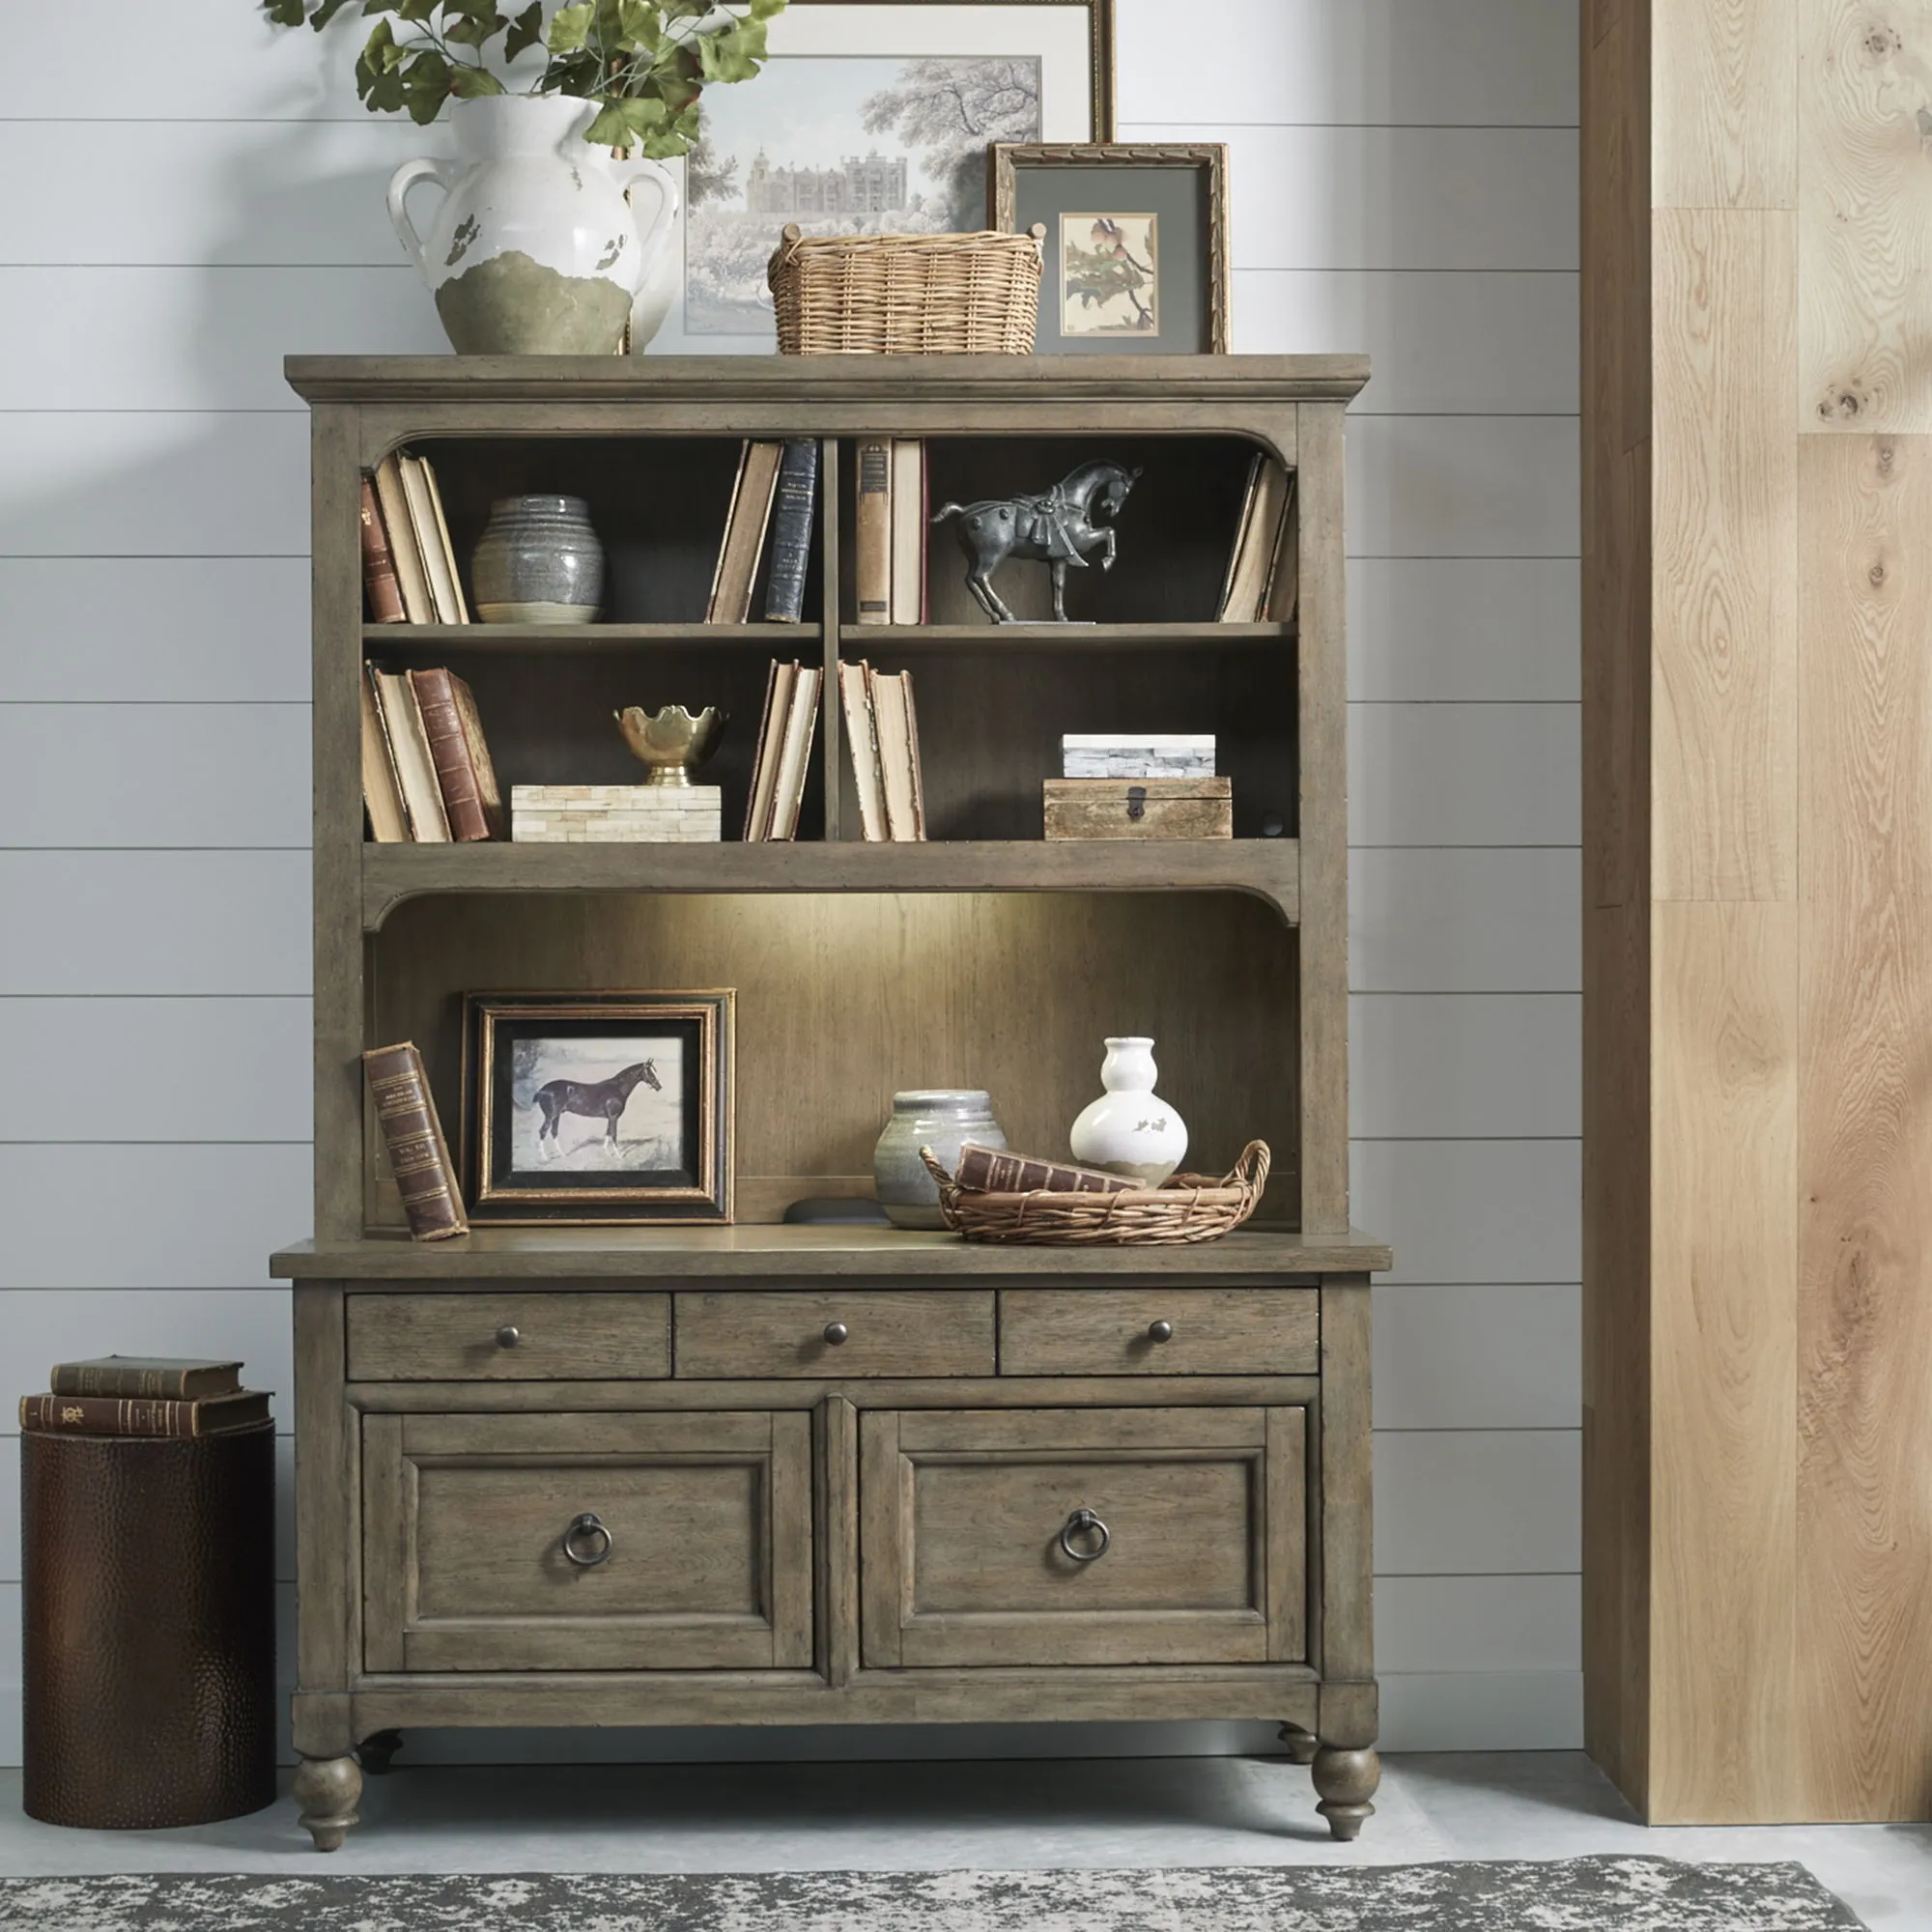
xmin=0 ymin=0 xmax=1579 ymax=1762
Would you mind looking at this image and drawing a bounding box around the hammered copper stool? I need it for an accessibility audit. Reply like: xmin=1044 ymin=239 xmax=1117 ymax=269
xmin=22 ymin=1422 xmax=276 ymax=1827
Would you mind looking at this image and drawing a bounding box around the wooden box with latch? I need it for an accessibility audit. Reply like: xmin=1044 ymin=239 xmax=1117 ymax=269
xmin=1042 ymin=777 xmax=1234 ymax=839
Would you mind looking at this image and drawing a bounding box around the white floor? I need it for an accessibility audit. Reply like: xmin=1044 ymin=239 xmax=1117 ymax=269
xmin=2 ymin=1754 xmax=1926 ymax=1926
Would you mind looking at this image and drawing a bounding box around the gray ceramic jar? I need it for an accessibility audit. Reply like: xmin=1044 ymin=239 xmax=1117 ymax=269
xmin=470 ymin=495 xmax=605 ymax=622
xmin=873 ymin=1091 xmax=1008 ymax=1230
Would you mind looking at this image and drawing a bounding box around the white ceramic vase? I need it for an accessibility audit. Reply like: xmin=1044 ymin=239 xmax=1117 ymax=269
xmin=1067 ymin=1037 xmax=1189 ymax=1185
xmin=387 ymin=95 xmax=680 ymax=355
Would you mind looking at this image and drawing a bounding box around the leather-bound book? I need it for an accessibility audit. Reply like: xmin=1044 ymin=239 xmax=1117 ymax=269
xmin=854 ymin=436 xmax=892 ymax=624
xmin=20 ymin=1390 xmax=271 ymax=1437
xmin=952 ymin=1145 xmax=1133 ymax=1194
xmin=409 ymin=666 xmax=502 ymax=841
xmin=359 ymin=475 xmax=406 ymax=624
xmin=49 ymin=1356 xmax=242 ymax=1400
xmin=363 ymin=1041 xmax=469 ymax=1241
xmin=762 ymin=439 xmax=819 ymax=624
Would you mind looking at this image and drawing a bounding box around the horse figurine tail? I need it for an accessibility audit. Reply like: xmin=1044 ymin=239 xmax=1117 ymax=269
xmin=930 ymin=501 xmax=967 ymax=526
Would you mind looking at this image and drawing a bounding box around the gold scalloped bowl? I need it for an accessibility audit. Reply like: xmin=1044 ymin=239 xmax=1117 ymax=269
xmin=614 ymin=705 xmax=727 ymax=787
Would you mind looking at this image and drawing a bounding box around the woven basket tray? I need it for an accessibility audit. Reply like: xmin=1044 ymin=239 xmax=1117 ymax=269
xmin=768 ymin=223 xmax=1044 ymax=355
xmin=918 ymin=1141 xmax=1271 ymax=1246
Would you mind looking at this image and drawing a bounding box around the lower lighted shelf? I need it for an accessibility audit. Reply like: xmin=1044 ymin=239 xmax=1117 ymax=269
xmin=360 ymin=838 xmax=1299 ymax=929
xmin=271 ymin=1222 xmax=1391 ymax=1280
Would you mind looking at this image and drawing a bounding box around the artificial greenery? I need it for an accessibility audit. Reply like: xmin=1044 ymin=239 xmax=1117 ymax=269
xmin=261 ymin=0 xmax=784 ymax=155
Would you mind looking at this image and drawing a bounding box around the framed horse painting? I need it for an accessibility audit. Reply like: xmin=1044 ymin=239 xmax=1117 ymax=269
xmin=460 ymin=991 xmax=734 ymax=1224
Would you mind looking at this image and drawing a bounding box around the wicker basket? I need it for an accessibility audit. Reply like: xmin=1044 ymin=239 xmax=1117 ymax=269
xmin=918 ymin=1141 xmax=1271 ymax=1246
xmin=768 ymin=223 xmax=1045 ymax=355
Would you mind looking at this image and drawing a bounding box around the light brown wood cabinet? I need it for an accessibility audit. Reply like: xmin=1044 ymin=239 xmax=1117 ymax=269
xmin=275 ymin=356 xmax=1386 ymax=1853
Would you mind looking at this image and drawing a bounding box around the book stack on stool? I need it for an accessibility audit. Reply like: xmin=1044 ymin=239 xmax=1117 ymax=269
xmin=19 ymin=1356 xmax=277 ymax=1829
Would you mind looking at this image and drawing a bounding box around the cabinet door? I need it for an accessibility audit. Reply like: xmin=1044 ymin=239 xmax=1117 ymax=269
xmin=859 ymin=1406 xmax=1306 ymax=1668
xmin=362 ymin=1410 xmax=811 ymax=1672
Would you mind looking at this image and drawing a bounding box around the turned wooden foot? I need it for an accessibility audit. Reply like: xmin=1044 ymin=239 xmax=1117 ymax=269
xmin=293 ymin=1753 xmax=362 ymax=1852
xmin=357 ymin=1729 xmax=404 ymax=1776
xmin=1276 ymin=1722 xmax=1319 ymax=1766
xmin=1312 ymin=1745 xmax=1379 ymax=1841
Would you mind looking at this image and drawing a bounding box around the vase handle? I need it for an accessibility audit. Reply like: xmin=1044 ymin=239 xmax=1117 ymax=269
xmin=613 ymin=155 xmax=682 ymax=302
xmin=386 ymin=156 xmax=458 ymax=269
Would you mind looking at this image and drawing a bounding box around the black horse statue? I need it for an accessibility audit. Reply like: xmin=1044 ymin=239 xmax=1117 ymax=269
xmin=528 ymin=1060 xmax=660 ymax=1159
xmin=932 ymin=459 xmax=1142 ymax=623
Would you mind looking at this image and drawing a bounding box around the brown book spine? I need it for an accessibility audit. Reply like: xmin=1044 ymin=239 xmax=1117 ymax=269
xmin=952 ymin=1144 xmax=1133 ymax=1194
xmin=18 ymin=1392 xmax=269 ymax=1436
xmin=49 ymin=1360 xmax=241 ymax=1399
xmin=360 ymin=476 xmax=406 ymax=624
xmin=854 ymin=436 xmax=892 ymax=625
xmin=363 ymin=1041 xmax=469 ymax=1240
xmin=409 ymin=668 xmax=493 ymax=842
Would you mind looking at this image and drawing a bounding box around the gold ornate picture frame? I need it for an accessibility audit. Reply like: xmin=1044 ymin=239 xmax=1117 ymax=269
xmin=991 ymin=142 xmax=1230 ymax=354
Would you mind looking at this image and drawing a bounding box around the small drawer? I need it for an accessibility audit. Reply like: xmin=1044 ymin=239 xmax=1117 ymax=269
xmin=673 ymin=1291 xmax=995 ymax=1378
xmin=999 ymin=1289 xmax=1318 ymax=1377
xmin=346 ymin=1292 xmax=669 ymax=1381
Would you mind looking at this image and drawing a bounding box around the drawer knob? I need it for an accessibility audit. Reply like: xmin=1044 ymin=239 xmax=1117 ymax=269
xmin=560 ymin=1512 xmax=613 ymax=1568
xmin=496 ymin=1324 xmax=521 ymax=1350
xmin=822 ymin=1321 xmax=850 ymax=1347
xmin=1147 ymin=1320 xmax=1174 ymax=1344
xmin=1058 ymin=1507 xmax=1111 ymax=1563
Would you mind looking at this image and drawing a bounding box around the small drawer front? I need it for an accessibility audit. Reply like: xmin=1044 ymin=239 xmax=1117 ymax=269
xmin=346 ymin=1292 xmax=669 ymax=1381
xmin=673 ymin=1291 xmax=995 ymax=1378
xmin=361 ymin=1410 xmax=811 ymax=1672
xmin=860 ymin=1406 xmax=1306 ymax=1668
xmin=1000 ymin=1289 xmax=1318 ymax=1377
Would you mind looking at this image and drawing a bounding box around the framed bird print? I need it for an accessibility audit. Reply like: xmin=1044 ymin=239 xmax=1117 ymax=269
xmin=991 ymin=143 xmax=1230 ymax=354
xmin=460 ymin=991 xmax=734 ymax=1224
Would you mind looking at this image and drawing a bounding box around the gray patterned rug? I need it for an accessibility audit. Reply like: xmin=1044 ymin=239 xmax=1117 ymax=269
xmin=0 ymin=1858 xmax=1866 ymax=1929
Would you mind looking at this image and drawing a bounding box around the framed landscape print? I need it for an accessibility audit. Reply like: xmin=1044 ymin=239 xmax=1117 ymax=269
xmin=992 ymin=143 xmax=1230 ymax=354
xmin=460 ymin=991 xmax=734 ymax=1224
xmin=649 ymin=1 xmax=1115 ymax=353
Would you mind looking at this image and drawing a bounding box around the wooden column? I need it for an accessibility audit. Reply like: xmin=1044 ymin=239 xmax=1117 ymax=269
xmin=1583 ymin=0 xmax=1932 ymax=1822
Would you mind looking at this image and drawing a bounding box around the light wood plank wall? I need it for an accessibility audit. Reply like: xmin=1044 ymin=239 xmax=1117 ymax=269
xmin=1584 ymin=0 xmax=1932 ymax=1823
xmin=0 ymin=0 xmax=1582 ymax=1762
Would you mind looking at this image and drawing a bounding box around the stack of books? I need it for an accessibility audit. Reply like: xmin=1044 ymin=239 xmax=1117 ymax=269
xmin=743 ymin=659 xmax=822 ymax=840
xmin=838 ymin=660 xmax=925 ymax=841
xmin=361 ymin=663 xmax=503 ymax=843
xmin=19 ymin=1357 xmax=271 ymax=1437
xmin=363 ymin=450 xmax=470 ymax=627
xmin=1218 ymin=453 xmax=1298 ymax=624
xmin=854 ymin=437 xmax=926 ymax=626
xmin=706 ymin=439 xmax=819 ymax=625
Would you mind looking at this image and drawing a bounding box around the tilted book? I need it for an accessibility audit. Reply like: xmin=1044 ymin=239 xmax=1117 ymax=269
xmin=358 ymin=670 xmax=411 ymax=843
xmin=359 ymin=475 xmax=406 ymax=624
xmin=363 ymin=1040 xmax=469 ymax=1241
xmin=409 ymin=666 xmax=502 ymax=841
xmin=20 ymin=1389 xmax=271 ymax=1437
xmin=951 ymin=1145 xmax=1133 ymax=1195
xmin=49 ymin=1356 xmax=242 ymax=1400
xmin=762 ymin=439 xmax=819 ymax=624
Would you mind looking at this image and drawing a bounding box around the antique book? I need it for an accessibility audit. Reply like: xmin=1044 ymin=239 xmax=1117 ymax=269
xmin=370 ymin=668 xmax=452 ymax=841
xmin=706 ymin=440 xmax=784 ymax=624
xmin=358 ymin=670 xmax=411 ymax=843
xmin=401 ymin=455 xmax=465 ymax=626
xmin=769 ymin=664 xmax=822 ymax=840
xmin=838 ymin=659 xmax=887 ymax=841
xmin=358 ymin=475 xmax=406 ymax=624
xmin=890 ymin=439 xmax=924 ymax=624
xmin=49 ymin=1356 xmax=242 ymax=1400
xmin=363 ymin=1040 xmax=469 ymax=1240
xmin=762 ymin=439 xmax=819 ymax=624
xmin=1217 ymin=451 xmax=1263 ymax=617
xmin=20 ymin=1389 xmax=271 ymax=1437
xmin=1044 ymin=776 xmax=1234 ymax=840
xmin=870 ymin=668 xmax=923 ymax=841
xmin=901 ymin=668 xmax=926 ymax=838
xmin=409 ymin=666 xmax=502 ymax=841
xmin=1263 ymin=471 xmax=1299 ymax=623
xmin=952 ymin=1145 xmax=1133 ymax=1195
xmin=743 ymin=658 xmax=797 ymax=841
xmin=418 ymin=454 xmax=471 ymax=623
xmin=1219 ymin=458 xmax=1290 ymax=622
xmin=854 ymin=435 xmax=892 ymax=625
xmin=372 ymin=452 xmax=435 ymax=624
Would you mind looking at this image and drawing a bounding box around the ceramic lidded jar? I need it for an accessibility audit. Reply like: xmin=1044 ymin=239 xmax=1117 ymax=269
xmin=1067 ymin=1036 xmax=1189 ymax=1185
xmin=470 ymin=496 xmax=605 ymax=622
xmin=874 ymin=1091 xmax=1008 ymax=1230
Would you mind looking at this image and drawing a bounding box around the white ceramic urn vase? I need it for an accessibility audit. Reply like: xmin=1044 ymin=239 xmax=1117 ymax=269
xmin=1067 ymin=1037 xmax=1189 ymax=1186
xmin=387 ymin=95 xmax=680 ymax=355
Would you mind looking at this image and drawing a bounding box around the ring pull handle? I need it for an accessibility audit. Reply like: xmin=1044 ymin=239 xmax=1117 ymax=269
xmin=496 ymin=1324 xmax=521 ymax=1350
xmin=822 ymin=1321 xmax=849 ymax=1347
xmin=560 ymin=1511 xmax=613 ymax=1568
xmin=1058 ymin=1507 xmax=1111 ymax=1563
xmin=1147 ymin=1320 xmax=1174 ymax=1344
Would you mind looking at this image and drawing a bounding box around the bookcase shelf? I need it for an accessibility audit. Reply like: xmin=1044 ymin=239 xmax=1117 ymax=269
xmin=359 ymin=836 xmax=1301 ymax=932
xmin=364 ymin=622 xmax=822 ymax=650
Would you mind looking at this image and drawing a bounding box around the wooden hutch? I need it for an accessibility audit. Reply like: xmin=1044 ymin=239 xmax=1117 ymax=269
xmin=272 ymin=354 xmax=1387 ymax=1850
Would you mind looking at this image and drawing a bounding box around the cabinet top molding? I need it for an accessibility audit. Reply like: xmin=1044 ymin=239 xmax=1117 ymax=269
xmin=284 ymin=353 xmax=1372 ymax=408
